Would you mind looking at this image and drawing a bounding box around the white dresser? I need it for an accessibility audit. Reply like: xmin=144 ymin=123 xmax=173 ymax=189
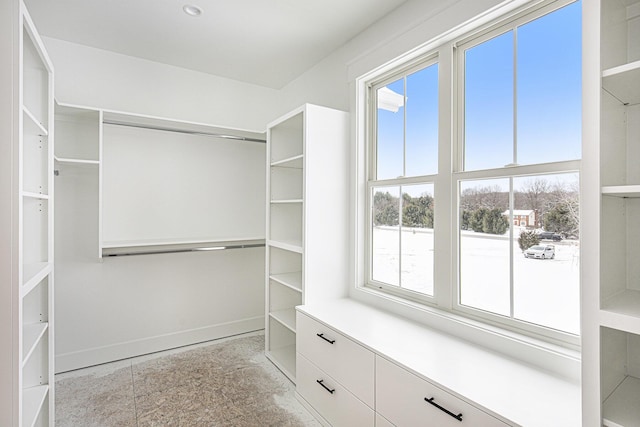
xmin=295 ymin=299 xmax=581 ymax=427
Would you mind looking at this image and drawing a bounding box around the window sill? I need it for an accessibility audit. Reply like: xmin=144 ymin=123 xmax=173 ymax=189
xmin=351 ymin=284 xmax=581 ymax=382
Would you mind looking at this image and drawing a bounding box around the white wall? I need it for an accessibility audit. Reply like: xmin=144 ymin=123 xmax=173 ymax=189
xmin=43 ymin=37 xmax=279 ymax=132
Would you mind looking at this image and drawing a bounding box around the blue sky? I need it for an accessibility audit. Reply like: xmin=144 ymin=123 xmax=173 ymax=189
xmin=377 ymin=0 xmax=582 ymax=178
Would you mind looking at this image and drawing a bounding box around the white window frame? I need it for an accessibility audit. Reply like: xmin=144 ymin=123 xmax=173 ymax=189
xmin=365 ymin=54 xmax=440 ymax=304
xmin=360 ymin=0 xmax=581 ymax=348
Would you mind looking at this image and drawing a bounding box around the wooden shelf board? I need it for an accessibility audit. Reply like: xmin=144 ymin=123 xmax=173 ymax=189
xmin=602 ymin=185 xmax=640 ymax=198
xmin=22 ymin=191 xmax=49 ymax=200
xmin=22 ymin=385 xmax=48 ymax=427
xmin=271 ymin=154 xmax=303 ymax=169
xmin=22 ymin=323 xmax=48 ymax=367
xmin=268 ymin=240 xmax=303 ymax=254
xmin=270 ymin=272 xmax=303 ymax=292
xmin=22 ymin=262 xmax=51 ymax=296
xmin=54 ymin=156 xmax=99 ymax=166
xmin=266 ymin=345 xmax=296 ymax=383
xmin=602 ymin=60 xmax=640 ymax=105
xmin=23 ymin=106 xmax=48 ymax=136
xmin=603 ymin=376 xmax=640 ymax=427
xmin=270 ymin=309 xmax=297 ymax=332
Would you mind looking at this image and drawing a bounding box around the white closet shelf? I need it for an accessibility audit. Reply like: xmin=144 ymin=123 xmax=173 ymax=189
xmin=22 ymin=385 xmax=48 ymax=427
xmin=271 ymin=154 xmax=303 ymax=168
xmin=22 ymin=323 xmax=48 ymax=367
xmin=54 ymin=156 xmax=99 ymax=166
xmin=22 ymin=191 xmax=49 ymax=200
xmin=602 ymin=60 xmax=640 ymax=105
xmin=602 ymin=185 xmax=640 ymax=197
xmin=267 ymin=240 xmax=303 ymax=254
xmin=603 ymin=375 xmax=640 ymax=427
xmin=600 ymin=292 xmax=640 ymax=335
xmin=22 ymin=106 xmax=48 ymax=136
xmin=270 ymin=309 xmax=297 ymax=332
xmin=266 ymin=345 xmax=296 ymax=381
xmin=270 ymin=272 xmax=303 ymax=292
xmin=21 ymin=262 xmax=51 ymax=295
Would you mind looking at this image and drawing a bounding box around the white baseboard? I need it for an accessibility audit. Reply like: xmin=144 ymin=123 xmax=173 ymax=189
xmin=55 ymin=316 xmax=264 ymax=373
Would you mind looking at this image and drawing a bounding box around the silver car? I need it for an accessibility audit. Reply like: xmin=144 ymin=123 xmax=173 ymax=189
xmin=524 ymin=244 xmax=555 ymax=259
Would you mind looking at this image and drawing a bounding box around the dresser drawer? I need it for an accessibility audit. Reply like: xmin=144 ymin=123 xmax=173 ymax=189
xmin=297 ymin=353 xmax=375 ymax=427
xmin=376 ymin=356 xmax=509 ymax=427
xmin=297 ymin=312 xmax=374 ymax=407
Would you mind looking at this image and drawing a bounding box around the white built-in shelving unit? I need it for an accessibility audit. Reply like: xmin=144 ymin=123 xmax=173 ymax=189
xmin=583 ymin=0 xmax=640 ymax=425
xmin=16 ymin=2 xmax=55 ymax=425
xmin=265 ymin=104 xmax=349 ymax=383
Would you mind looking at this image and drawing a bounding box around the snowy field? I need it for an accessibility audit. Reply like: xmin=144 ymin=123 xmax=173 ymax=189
xmin=372 ymin=227 xmax=580 ymax=335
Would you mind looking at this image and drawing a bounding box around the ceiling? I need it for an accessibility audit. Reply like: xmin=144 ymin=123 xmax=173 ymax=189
xmin=24 ymin=0 xmax=410 ymax=89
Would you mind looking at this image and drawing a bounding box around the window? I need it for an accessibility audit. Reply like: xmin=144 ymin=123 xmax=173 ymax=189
xmin=363 ymin=0 xmax=581 ymax=344
xmin=368 ymin=58 xmax=439 ymax=299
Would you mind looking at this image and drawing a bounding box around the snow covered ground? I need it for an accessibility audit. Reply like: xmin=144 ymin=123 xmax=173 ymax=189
xmin=372 ymin=226 xmax=580 ymax=335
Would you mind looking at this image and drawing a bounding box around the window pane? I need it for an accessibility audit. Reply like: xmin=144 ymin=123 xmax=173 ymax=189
xmin=464 ymin=32 xmax=514 ymax=171
xmin=401 ymin=184 xmax=435 ymax=295
xmin=516 ymin=2 xmax=581 ymax=165
xmin=372 ymin=186 xmax=400 ymax=286
xmin=377 ymin=79 xmax=404 ymax=180
xmin=459 ymin=179 xmax=510 ymax=316
xmin=513 ymin=174 xmax=580 ymax=334
xmin=406 ymin=64 xmax=438 ymax=177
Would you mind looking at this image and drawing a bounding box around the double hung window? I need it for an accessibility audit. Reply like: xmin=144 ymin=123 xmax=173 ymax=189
xmin=364 ymin=0 xmax=581 ymax=342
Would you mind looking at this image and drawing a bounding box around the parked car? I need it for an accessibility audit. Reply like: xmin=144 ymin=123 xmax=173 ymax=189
xmin=537 ymin=231 xmax=562 ymax=241
xmin=524 ymin=244 xmax=555 ymax=259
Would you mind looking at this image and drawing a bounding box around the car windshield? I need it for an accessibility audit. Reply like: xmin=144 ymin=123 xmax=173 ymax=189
xmin=530 ymin=246 xmax=545 ymax=250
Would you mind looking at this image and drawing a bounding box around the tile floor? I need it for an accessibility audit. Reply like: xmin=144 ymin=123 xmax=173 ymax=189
xmin=55 ymin=332 xmax=321 ymax=426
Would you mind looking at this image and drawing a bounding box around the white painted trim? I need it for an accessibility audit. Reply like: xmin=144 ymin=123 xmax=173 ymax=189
xmin=55 ymin=316 xmax=264 ymax=373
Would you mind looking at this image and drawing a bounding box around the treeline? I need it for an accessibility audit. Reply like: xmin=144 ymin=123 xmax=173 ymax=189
xmin=372 ymin=178 xmax=579 ymax=238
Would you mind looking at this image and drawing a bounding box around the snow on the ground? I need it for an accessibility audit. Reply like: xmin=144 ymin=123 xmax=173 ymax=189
xmin=371 ymin=227 xmax=580 ymax=335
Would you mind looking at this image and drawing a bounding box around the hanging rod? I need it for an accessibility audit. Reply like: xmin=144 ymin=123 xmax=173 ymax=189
xmin=104 ymin=242 xmax=265 ymax=257
xmin=103 ymin=120 xmax=266 ymax=143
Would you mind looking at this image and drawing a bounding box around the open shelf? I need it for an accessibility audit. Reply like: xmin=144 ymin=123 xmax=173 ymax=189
xmin=267 ymin=316 xmax=297 ymax=381
xmin=603 ymin=376 xmax=640 ymax=427
xmin=270 ymin=309 xmax=297 ymax=332
xmin=22 ymin=323 xmax=48 ymax=367
xmin=603 ymin=60 xmax=640 ymax=106
xmin=23 ymin=106 xmax=48 ymax=136
xmin=22 ymin=385 xmax=48 ymax=427
xmin=21 ymin=262 xmax=50 ymax=296
xmin=270 ymin=272 xmax=303 ymax=293
xmin=268 ymin=240 xmax=303 ymax=254
xmin=271 ymin=154 xmax=303 ymax=168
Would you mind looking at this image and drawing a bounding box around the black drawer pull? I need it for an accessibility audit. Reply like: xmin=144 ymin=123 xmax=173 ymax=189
xmin=424 ymin=397 xmax=463 ymax=422
xmin=316 ymin=333 xmax=335 ymax=344
xmin=316 ymin=379 xmax=335 ymax=394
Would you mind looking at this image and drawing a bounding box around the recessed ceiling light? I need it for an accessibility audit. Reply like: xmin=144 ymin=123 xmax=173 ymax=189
xmin=183 ymin=5 xmax=203 ymax=16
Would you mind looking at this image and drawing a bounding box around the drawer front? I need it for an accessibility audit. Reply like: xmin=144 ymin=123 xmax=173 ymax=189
xmin=376 ymin=356 xmax=509 ymax=427
xmin=297 ymin=353 xmax=375 ymax=427
xmin=297 ymin=312 xmax=374 ymax=407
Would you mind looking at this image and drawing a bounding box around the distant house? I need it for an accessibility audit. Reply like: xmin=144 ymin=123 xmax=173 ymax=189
xmin=502 ymin=209 xmax=538 ymax=228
